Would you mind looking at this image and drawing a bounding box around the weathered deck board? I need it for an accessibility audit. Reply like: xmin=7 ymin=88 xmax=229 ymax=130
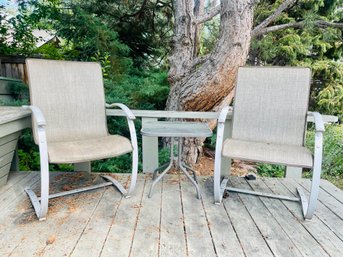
xmin=70 ymin=177 xmax=126 ymax=257
xmin=201 ymin=178 xmax=245 ymax=257
xmin=266 ymin=178 xmax=343 ymax=257
xmin=230 ymin=177 xmax=303 ymax=257
xmin=0 ymin=172 xmax=343 ymax=257
xmin=129 ymin=175 xmax=162 ymax=257
xmin=180 ymin=176 xmax=216 ymax=257
xmin=292 ymin=179 xmax=343 ymax=241
xmin=319 ymin=179 xmax=343 ymax=204
xmin=223 ymin=183 xmax=274 ymax=257
xmin=100 ymin=176 xmax=146 ymax=257
xmin=246 ymin=178 xmax=329 ymax=257
xmin=297 ymin=179 xmax=343 ymax=219
xmin=159 ymin=175 xmax=187 ymax=257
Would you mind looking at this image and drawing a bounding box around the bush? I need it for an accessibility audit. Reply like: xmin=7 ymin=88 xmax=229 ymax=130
xmin=256 ymin=163 xmax=285 ymax=177
xmin=306 ymin=124 xmax=343 ymax=180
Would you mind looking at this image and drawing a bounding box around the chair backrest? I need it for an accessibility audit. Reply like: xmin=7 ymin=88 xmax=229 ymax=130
xmin=232 ymin=67 xmax=311 ymax=146
xmin=26 ymin=59 xmax=108 ymax=143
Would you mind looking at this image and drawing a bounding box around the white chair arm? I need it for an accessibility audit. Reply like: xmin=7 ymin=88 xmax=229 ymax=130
xmin=106 ymin=103 xmax=135 ymax=120
xmin=218 ymin=106 xmax=233 ymax=123
xmin=22 ymin=105 xmax=47 ymax=127
xmin=307 ymin=112 xmax=325 ymax=132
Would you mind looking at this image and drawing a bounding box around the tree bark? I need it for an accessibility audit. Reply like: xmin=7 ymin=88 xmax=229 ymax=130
xmin=166 ymin=0 xmax=254 ymax=165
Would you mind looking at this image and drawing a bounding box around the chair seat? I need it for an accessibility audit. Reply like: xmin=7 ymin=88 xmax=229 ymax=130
xmin=222 ymin=139 xmax=313 ymax=168
xmin=48 ymin=135 xmax=133 ymax=163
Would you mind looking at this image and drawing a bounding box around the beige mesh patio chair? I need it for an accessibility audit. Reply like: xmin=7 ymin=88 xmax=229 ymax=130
xmin=23 ymin=59 xmax=138 ymax=220
xmin=214 ymin=67 xmax=324 ymax=219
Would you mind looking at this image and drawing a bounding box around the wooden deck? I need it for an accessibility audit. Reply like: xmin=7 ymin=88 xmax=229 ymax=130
xmin=1 ymin=172 xmax=343 ymax=257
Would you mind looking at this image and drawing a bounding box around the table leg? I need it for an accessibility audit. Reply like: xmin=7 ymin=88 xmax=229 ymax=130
xmin=149 ymin=138 xmax=174 ymax=198
xmin=178 ymin=138 xmax=201 ymax=199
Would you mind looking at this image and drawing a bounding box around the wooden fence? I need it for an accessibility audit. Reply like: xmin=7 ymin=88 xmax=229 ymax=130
xmin=0 ymin=56 xmax=27 ymax=83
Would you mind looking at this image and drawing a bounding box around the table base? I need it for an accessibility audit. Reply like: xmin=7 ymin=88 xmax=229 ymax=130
xmin=148 ymin=138 xmax=201 ymax=199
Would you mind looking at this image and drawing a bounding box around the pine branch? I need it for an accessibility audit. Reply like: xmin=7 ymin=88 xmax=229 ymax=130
xmin=120 ymin=0 xmax=149 ymax=21
xmin=195 ymin=5 xmax=220 ymax=25
xmin=253 ymin=20 xmax=343 ymax=37
xmin=252 ymin=0 xmax=297 ymax=37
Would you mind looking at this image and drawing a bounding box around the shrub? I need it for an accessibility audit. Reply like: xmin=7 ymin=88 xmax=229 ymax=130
xmin=306 ymin=124 xmax=343 ymax=180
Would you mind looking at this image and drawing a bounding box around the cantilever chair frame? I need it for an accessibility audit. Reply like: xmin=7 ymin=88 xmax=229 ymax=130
xmin=23 ymin=59 xmax=140 ymax=221
xmin=214 ymin=106 xmax=324 ymax=220
xmin=23 ymin=103 xmax=138 ymax=221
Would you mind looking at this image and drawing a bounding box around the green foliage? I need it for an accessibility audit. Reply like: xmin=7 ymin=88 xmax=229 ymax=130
xmin=92 ymin=153 xmax=142 ymax=173
xmin=0 ymin=3 xmax=37 ymax=55
xmin=79 ymin=0 xmax=173 ymax=67
xmin=104 ymin=70 xmax=169 ymax=110
xmin=0 ymin=1 xmax=171 ymax=173
xmin=256 ymin=163 xmax=285 ymax=178
xmin=250 ymin=0 xmax=343 ymax=118
xmin=199 ymin=16 xmax=220 ymax=56
xmin=306 ymin=124 xmax=343 ymax=179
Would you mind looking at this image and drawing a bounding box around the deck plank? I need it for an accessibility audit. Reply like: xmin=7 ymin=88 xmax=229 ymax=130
xmin=296 ymin=179 xmax=343 ymax=219
xmin=0 ymin=171 xmax=39 ymax=213
xmin=286 ymin=179 xmax=343 ymax=240
xmin=7 ymin=173 xmax=107 ymax=257
xmin=246 ymin=178 xmax=329 ymax=257
xmin=180 ymin=176 xmax=216 ymax=257
xmin=223 ymin=179 xmax=274 ymax=257
xmin=293 ymin=180 xmax=343 ymax=240
xmin=201 ymin=177 xmax=245 ymax=257
xmin=1 ymin=171 xmax=30 ymax=191
xmin=129 ymin=175 xmax=162 ymax=257
xmin=69 ymin=176 xmax=128 ymax=257
xmin=230 ymin=177 xmax=303 ymax=257
xmin=320 ymin=180 xmax=343 ymax=204
xmin=159 ymin=174 xmax=187 ymax=257
xmin=266 ymin=178 xmax=343 ymax=257
xmin=0 ymin=172 xmax=40 ymax=248
xmin=100 ymin=176 xmax=146 ymax=257
xmin=0 ymin=173 xmax=343 ymax=257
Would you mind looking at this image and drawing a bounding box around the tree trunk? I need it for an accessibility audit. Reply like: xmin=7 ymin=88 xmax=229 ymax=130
xmin=166 ymin=0 xmax=254 ymax=165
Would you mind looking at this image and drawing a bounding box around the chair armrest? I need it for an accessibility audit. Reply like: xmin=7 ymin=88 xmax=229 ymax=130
xmin=218 ymin=106 xmax=233 ymax=123
xmin=22 ymin=105 xmax=47 ymax=127
xmin=106 ymin=103 xmax=135 ymax=120
xmin=22 ymin=105 xmax=48 ymax=150
xmin=307 ymin=112 xmax=325 ymax=132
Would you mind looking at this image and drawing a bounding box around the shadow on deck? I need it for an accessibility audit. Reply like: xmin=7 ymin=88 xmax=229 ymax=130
xmin=1 ymin=171 xmax=343 ymax=257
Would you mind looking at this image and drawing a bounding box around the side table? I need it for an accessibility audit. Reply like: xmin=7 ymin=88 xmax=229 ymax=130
xmin=141 ymin=121 xmax=213 ymax=199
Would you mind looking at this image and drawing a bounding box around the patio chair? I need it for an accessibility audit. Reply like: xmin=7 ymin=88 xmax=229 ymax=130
xmin=24 ymin=59 xmax=138 ymax=220
xmin=214 ymin=67 xmax=324 ymax=219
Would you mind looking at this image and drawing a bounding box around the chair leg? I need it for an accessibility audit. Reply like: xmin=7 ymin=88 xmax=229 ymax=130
xmin=298 ymin=131 xmax=323 ymax=219
xmin=214 ymin=152 xmax=229 ymax=204
xmin=126 ymin=139 xmax=139 ymax=198
xmin=297 ymin=167 xmax=321 ymax=219
xmin=298 ymin=160 xmax=322 ymax=219
xmin=25 ymin=146 xmax=50 ymax=221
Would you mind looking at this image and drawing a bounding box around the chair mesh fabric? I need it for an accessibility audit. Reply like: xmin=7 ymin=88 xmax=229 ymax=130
xmin=222 ymin=139 xmax=313 ymax=168
xmin=232 ymin=67 xmax=311 ymax=146
xmin=48 ymin=135 xmax=132 ymax=163
xmin=26 ymin=59 xmax=108 ymax=144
